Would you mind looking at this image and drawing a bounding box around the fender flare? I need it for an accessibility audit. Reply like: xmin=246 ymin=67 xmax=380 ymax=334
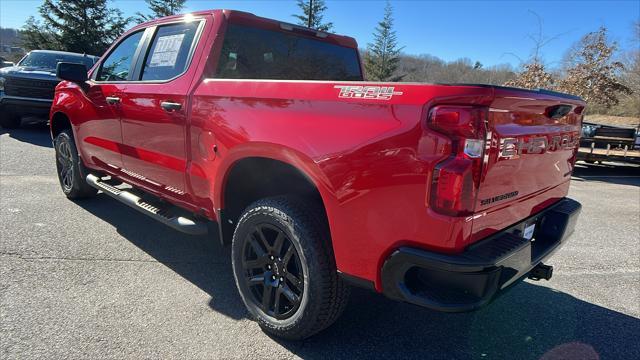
xmin=213 ymin=142 xmax=339 ymax=245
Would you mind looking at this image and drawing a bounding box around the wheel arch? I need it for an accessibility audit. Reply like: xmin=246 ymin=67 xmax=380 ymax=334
xmin=214 ymin=146 xmax=336 ymax=247
xmin=50 ymin=111 xmax=73 ymax=139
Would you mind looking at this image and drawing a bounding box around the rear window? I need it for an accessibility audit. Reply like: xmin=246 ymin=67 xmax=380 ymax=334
xmin=215 ymin=24 xmax=362 ymax=81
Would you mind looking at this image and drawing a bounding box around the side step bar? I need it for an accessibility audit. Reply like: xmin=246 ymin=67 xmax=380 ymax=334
xmin=86 ymin=174 xmax=208 ymax=236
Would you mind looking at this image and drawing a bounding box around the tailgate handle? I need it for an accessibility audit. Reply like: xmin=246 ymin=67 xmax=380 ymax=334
xmin=545 ymin=105 xmax=573 ymax=119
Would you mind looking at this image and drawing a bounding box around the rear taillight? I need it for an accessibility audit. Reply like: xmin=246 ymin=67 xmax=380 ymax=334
xmin=428 ymin=106 xmax=487 ymax=216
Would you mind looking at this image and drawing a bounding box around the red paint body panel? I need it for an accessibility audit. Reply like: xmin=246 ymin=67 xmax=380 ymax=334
xmin=118 ymin=84 xmax=189 ymax=192
xmin=50 ymin=10 xmax=585 ymax=291
xmin=53 ymin=82 xmax=125 ymax=168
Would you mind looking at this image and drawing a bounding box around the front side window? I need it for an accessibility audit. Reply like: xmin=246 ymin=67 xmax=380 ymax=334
xmin=215 ymin=24 xmax=363 ymax=81
xmin=96 ymin=31 xmax=144 ymax=81
xmin=140 ymin=22 xmax=201 ymax=81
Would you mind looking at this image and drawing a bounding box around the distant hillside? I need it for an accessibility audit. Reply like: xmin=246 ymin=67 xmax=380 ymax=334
xmin=0 ymin=28 xmax=24 ymax=62
xmin=395 ymin=54 xmax=517 ymax=85
xmin=584 ymin=115 xmax=639 ymax=128
xmin=0 ymin=27 xmax=20 ymax=46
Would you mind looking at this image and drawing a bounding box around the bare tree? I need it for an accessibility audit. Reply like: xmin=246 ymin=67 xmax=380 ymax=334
xmin=558 ymin=26 xmax=631 ymax=108
xmin=503 ymin=11 xmax=566 ymax=90
xmin=504 ymin=62 xmax=554 ymax=89
xmin=610 ymin=22 xmax=640 ymax=116
xmin=526 ymin=11 xmax=568 ymax=64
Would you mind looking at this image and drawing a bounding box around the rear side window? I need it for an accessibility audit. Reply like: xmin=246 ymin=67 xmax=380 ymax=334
xmin=140 ymin=22 xmax=201 ymax=81
xmin=97 ymin=31 xmax=144 ymax=81
xmin=215 ymin=24 xmax=362 ymax=81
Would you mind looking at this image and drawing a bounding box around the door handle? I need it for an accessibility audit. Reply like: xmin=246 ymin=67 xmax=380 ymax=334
xmin=106 ymin=96 xmax=121 ymax=105
xmin=161 ymin=101 xmax=182 ymax=112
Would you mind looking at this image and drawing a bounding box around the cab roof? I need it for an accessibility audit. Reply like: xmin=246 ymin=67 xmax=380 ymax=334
xmin=132 ymin=9 xmax=359 ymax=49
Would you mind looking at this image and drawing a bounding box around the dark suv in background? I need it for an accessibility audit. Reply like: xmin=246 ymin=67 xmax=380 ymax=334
xmin=0 ymin=50 xmax=98 ymax=129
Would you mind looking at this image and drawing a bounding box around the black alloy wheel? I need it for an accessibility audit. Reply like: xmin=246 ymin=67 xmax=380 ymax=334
xmin=54 ymin=129 xmax=97 ymax=199
xmin=231 ymin=196 xmax=350 ymax=340
xmin=56 ymin=138 xmax=74 ymax=192
xmin=242 ymin=223 xmax=304 ymax=320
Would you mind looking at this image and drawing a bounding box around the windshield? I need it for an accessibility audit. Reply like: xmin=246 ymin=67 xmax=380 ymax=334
xmin=19 ymin=52 xmax=96 ymax=70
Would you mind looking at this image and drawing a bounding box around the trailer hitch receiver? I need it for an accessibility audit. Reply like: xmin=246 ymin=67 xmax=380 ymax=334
xmin=528 ymin=263 xmax=554 ymax=281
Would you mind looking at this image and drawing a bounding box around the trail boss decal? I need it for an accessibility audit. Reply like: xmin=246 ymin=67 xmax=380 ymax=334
xmin=500 ymin=134 xmax=578 ymax=158
xmin=335 ymin=85 xmax=403 ymax=100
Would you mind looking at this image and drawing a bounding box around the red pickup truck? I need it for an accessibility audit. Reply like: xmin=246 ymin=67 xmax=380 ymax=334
xmin=50 ymin=10 xmax=584 ymax=339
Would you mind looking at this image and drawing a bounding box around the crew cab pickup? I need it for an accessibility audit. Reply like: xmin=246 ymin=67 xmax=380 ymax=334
xmin=50 ymin=10 xmax=584 ymax=340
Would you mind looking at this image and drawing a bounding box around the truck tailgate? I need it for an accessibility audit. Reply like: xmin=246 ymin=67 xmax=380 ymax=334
xmin=471 ymin=87 xmax=585 ymax=242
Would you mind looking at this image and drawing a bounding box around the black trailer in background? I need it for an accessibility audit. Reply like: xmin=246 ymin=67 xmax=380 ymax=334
xmin=578 ymin=122 xmax=640 ymax=165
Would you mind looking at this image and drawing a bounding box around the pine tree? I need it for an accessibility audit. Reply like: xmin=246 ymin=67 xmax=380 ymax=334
xmin=364 ymin=1 xmax=404 ymax=81
xmin=21 ymin=16 xmax=60 ymax=51
xmin=292 ymin=0 xmax=333 ymax=32
xmin=21 ymin=0 xmax=130 ymax=55
xmin=136 ymin=0 xmax=186 ymax=23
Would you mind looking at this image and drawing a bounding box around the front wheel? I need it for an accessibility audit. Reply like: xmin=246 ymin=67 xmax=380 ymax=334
xmin=231 ymin=196 xmax=350 ymax=340
xmin=54 ymin=129 xmax=97 ymax=199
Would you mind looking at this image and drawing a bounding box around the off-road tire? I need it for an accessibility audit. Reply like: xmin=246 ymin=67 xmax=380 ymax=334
xmin=54 ymin=129 xmax=97 ymax=199
xmin=231 ymin=196 xmax=350 ymax=340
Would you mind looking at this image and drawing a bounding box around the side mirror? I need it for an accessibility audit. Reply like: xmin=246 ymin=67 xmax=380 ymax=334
xmin=56 ymin=62 xmax=88 ymax=84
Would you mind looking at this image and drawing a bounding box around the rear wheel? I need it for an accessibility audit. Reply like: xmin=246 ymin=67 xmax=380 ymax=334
xmin=54 ymin=129 xmax=97 ymax=199
xmin=231 ymin=196 xmax=350 ymax=340
xmin=0 ymin=111 xmax=21 ymax=129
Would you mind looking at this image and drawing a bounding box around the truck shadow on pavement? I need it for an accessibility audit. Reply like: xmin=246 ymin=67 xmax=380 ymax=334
xmin=572 ymin=162 xmax=640 ymax=187
xmin=75 ymin=194 xmax=640 ymax=360
xmin=284 ymin=285 xmax=639 ymax=360
xmin=0 ymin=121 xmax=53 ymax=148
xmin=76 ymin=195 xmax=249 ymax=320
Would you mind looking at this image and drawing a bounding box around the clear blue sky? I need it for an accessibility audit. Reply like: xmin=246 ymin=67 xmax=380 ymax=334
xmin=1 ymin=0 xmax=638 ymax=68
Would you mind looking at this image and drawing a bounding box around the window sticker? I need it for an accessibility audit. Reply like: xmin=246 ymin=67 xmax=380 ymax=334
xmin=149 ymin=33 xmax=185 ymax=68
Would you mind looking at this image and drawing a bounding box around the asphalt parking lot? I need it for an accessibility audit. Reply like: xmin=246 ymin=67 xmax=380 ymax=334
xmin=1 ymin=124 xmax=639 ymax=359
